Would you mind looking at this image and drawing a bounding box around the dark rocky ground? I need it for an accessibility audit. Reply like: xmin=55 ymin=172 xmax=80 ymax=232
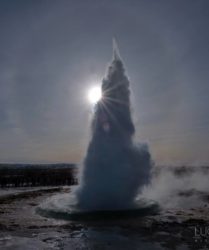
xmin=0 ymin=187 xmax=209 ymax=249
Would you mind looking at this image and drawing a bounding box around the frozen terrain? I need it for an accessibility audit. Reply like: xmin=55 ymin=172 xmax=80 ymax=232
xmin=0 ymin=166 xmax=209 ymax=250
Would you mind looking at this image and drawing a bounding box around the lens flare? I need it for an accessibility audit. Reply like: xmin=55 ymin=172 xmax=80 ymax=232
xmin=88 ymin=86 xmax=101 ymax=104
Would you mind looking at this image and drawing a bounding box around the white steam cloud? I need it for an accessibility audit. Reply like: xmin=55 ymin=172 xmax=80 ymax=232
xmin=141 ymin=166 xmax=209 ymax=209
xmin=75 ymin=43 xmax=152 ymax=211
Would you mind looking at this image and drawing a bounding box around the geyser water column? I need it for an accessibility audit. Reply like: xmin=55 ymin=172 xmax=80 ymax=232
xmin=76 ymin=41 xmax=152 ymax=211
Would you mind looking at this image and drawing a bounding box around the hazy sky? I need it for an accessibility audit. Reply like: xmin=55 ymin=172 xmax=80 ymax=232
xmin=0 ymin=0 xmax=209 ymax=165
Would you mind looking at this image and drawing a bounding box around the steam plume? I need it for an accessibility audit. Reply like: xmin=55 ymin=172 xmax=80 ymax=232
xmin=75 ymin=41 xmax=152 ymax=210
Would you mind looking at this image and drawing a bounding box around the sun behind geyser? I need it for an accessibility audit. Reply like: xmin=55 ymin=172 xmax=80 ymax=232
xmin=87 ymin=86 xmax=102 ymax=104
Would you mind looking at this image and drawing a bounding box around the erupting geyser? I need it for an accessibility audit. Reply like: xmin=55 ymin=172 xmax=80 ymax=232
xmin=38 ymin=41 xmax=154 ymax=218
xmin=75 ymin=40 xmax=152 ymax=211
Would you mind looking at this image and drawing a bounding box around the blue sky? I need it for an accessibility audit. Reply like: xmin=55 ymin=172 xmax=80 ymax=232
xmin=0 ymin=0 xmax=209 ymax=164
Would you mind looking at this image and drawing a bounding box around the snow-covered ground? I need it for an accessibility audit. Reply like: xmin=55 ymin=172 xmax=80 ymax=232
xmin=0 ymin=187 xmax=64 ymax=198
xmin=0 ymin=187 xmax=208 ymax=249
xmin=0 ymin=230 xmax=169 ymax=250
xmin=0 ymin=167 xmax=209 ymax=249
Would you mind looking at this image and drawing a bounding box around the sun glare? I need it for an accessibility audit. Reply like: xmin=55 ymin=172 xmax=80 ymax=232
xmin=88 ymin=86 xmax=102 ymax=104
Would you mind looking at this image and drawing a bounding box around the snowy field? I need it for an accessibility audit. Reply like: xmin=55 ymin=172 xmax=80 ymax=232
xmin=0 ymin=167 xmax=209 ymax=249
xmin=0 ymin=187 xmax=68 ymax=198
